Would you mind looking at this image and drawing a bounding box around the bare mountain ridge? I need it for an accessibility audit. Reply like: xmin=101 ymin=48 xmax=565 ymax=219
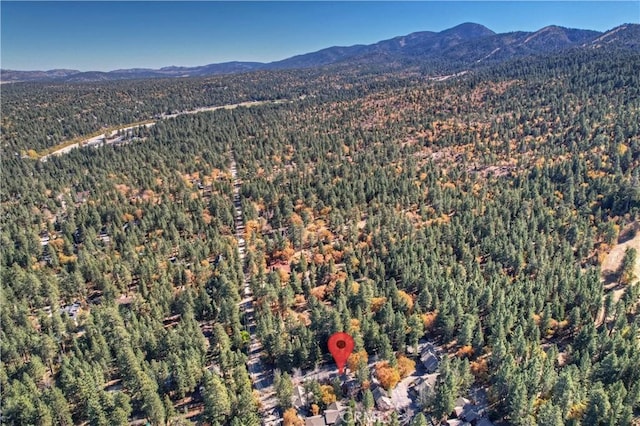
xmin=2 ymin=22 xmax=637 ymax=83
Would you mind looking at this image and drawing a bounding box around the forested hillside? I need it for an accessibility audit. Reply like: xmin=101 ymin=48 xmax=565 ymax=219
xmin=1 ymin=48 xmax=639 ymax=425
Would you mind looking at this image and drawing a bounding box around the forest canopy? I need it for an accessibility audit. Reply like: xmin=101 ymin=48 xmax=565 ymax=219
xmin=1 ymin=48 xmax=639 ymax=425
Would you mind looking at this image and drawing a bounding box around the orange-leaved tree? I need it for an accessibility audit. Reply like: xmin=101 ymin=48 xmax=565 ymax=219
xmin=375 ymin=361 xmax=400 ymax=390
xmin=283 ymin=408 xmax=303 ymax=426
xmin=397 ymin=354 xmax=416 ymax=378
xmin=347 ymin=349 xmax=368 ymax=373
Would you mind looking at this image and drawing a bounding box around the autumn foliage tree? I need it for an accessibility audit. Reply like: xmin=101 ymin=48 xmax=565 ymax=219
xmin=320 ymin=385 xmax=337 ymax=406
xmin=375 ymin=361 xmax=401 ymax=391
xmin=347 ymin=350 xmax=368 ymax=373
xmin=283 ymin=408 xmax=303 ymax=426
xmin=397 ymin=354 xmax=416 ymax=379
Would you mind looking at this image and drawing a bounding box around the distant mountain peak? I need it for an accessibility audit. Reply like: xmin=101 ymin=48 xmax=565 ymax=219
xmin=523 ymin=26 xmax=565 ymax=44
xmin=440 ymin=22 xmax=496 ymax=38
xmin=521 ymin=25 xmax=600 ymax=48
xmin=588 ymin=23 xmax=640 ymax=49
xmin=539 ymin=25 xmax=563 ymax=31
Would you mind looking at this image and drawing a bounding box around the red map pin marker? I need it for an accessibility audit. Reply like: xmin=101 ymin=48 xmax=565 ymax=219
xmin=328 ymin=332 xmax=355 ymax=374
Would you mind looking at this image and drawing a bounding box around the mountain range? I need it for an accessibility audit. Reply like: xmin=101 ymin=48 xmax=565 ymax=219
xmin=2 ymin=22 xmax=638 ymax=83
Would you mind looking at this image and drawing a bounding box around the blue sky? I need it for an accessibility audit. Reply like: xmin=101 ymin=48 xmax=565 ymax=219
xmin=2 ymin=1 xmax=638 ymax=71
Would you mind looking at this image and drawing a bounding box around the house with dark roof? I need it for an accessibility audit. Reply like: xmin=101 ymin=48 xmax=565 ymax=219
xmin=409 ymin=374 xmax=438 ymax=399
xmin=60 ymin=302 xmax=81 ymax=324
xmin=98 ymin=228 xmax=110 ymax=244
xmin=305 ymin=415 xmax=326 ymax=426
xmin=476 ymin=418 xmax=495 ymax=426
xmin=459 ymin=404 xmax=480 ymax=423
xmin=420 ymin=349 xmax=440 ymax=373
xmin=372 ymin=387 xmax=394 ymax=411
xmin=293 ymin=385 xmax=308 ymax=410
xmin=40 ymin=231 xmax=50 ymax=246
xmin=325 ymin=402 xmax=341 ymax=411
xmin=341 ymin=378 xmax=359 ymax=397
xmin=452 ymin=397 xmax=470 ymax=418
xmin=324 ymin=402 xmax=343 ymax=425
xmin=262 ymin=410 xmax=282 ymax=426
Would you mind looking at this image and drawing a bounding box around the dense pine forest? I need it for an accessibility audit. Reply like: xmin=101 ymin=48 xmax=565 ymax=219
xmin=1 ymin=48 xmax=639 ymax=426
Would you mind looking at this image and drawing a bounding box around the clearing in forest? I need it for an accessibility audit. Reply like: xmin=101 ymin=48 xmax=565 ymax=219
xmin=601 ymin=222 xmax=640 ymax=290
xmin=596 ymin=221 xmax=640 ymax=326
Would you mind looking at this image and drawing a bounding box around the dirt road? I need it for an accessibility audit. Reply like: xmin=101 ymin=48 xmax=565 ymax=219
xmin=229 ymin=154 xmax=278 ymax=423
